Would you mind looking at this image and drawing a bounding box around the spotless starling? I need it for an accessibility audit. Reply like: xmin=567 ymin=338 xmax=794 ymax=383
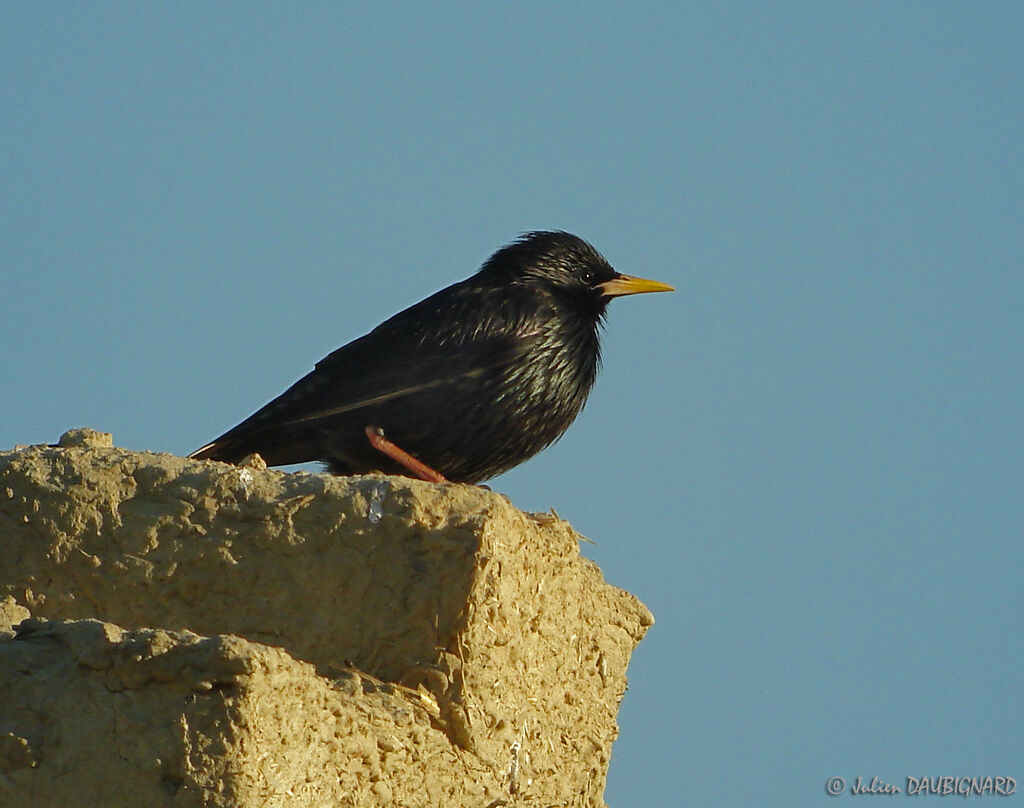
xmin=188 ymin=231 xmax=673 ymax=483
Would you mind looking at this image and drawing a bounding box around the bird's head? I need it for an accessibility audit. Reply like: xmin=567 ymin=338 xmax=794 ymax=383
xmin=481 ymin=231 xmax=673 ymax=316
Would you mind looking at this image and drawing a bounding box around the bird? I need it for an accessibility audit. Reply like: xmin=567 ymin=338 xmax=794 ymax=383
xmin=188 ymin=231 xmax=673 ymax=483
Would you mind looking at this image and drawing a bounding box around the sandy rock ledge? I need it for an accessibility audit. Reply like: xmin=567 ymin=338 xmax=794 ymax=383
xmin=0 ymin=429 xmax=652 ymax=808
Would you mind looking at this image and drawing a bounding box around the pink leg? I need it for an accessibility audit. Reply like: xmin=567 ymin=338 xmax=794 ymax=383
xmin=364 ymin=426 xmax=448 ymax=484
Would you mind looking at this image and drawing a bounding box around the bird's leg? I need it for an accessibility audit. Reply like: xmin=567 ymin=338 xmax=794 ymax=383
xmin=364 ymin=426 xmax=448 ymax=484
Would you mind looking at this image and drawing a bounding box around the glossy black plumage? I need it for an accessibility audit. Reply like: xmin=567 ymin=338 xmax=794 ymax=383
xmin=188 ymin=231 xmax=672 ymax=483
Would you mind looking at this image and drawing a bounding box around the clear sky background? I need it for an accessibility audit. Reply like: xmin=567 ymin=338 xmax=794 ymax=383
xmin=4 ymin=4 xmax=1022 ymax=806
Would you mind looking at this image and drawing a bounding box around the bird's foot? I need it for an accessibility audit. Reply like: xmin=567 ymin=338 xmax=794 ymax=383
xmin=364 ymin=426 xmax=448 ymax=484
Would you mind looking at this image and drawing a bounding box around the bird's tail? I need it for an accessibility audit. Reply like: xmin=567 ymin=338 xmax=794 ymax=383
xmin=187 ymin=438 xmax=242 ymax=463
xmin=187 ymin=427 xmax=274 ymax=463
xmin=187 ymin=428 xmax=318 ymax=467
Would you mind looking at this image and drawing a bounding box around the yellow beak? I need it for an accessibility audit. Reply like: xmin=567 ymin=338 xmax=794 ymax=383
xmin=599 ymin=274 xmax=675 ymax=298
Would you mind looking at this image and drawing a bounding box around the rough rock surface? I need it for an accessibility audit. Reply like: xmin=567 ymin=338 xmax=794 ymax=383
xmin=0 ymin=429 xmax=652 ymax=807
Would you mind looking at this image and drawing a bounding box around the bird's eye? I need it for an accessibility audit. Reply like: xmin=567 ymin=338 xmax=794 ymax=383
xmin=578 ymin=268 xmax=596 ymax=284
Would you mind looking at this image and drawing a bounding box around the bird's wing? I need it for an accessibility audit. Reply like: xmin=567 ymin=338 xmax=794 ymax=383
xmin=206 ymin=308 xmax=539 ymax=445
xmin=189 ymin=279 xmax=547 ymax=462
xmin=251 ymin=278 xmax=543 ymax=430
xmin=269 ymin=333 xmax=534 ymax=429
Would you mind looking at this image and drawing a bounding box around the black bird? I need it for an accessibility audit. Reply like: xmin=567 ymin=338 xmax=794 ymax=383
xmin=188 ymin=231 xmax=672 ymax=483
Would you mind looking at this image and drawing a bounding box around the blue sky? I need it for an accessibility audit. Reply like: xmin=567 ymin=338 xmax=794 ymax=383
xmin=4 ymin=4 xmax=1022 ymax=805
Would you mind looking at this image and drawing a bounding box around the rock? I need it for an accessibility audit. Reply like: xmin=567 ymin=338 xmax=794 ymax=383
xmin=0 ymin=431 xmax=652 ymax=807
xmin=0 ymin=596 xmax=30 ymax=639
